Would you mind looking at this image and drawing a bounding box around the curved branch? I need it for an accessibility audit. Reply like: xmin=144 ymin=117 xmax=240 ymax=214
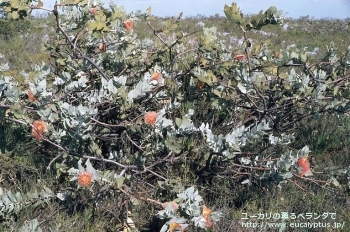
xmin=52 ymin=3 xmax=109 ymax=81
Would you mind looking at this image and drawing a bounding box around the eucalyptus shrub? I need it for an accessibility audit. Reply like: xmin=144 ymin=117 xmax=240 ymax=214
xmin=1 ymin=0 xmax=350 ymax=231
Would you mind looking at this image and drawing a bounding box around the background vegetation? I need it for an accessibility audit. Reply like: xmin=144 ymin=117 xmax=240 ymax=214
xmin=1 ymin=2 xmax=350 ymax=231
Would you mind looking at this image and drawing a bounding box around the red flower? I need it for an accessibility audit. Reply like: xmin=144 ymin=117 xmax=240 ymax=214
xmin=169 ymin=222 xmax=183 ymax=232
xmin=150 ymin=72 xmax=162 ymax=81
xmin=124 ymin=19 xmax=133 ymax=31
xmin=78 ymin=171 xmax=93 ymax=187
xmin=98 ymin=43 xmax=106 ymax=52
xmin=197 ymin=80 xmax=205 ymax=90
xmin=90 ymin=7 xmax=98 ymax=14
xmin=202 ymin=205 xmax=213 ymax=228
xmin=144 ymin=111 xmax=158 ymax=125
xmin=32 ymin=120 xmax=48 ymax=140
xmin=162 ymin=201 xmax=179 ymax=211
xmin=26 ymin=89 xmax=36 ymax=102
xmin=235 ymin=54 xmax=246 ymax=61
xmin=298 ymin=157 xmax=310 ymax=176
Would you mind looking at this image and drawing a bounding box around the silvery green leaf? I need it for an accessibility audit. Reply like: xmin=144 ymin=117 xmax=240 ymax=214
xmin=61 ymin=71 xmax=71 ymax=81
xmin=224 ymin=126 xmax=244 ymax=151
xmin=180 ymin=223 xmax=189 ymax=230
xmin=48 ymin=113 xmax=59 ymax=122
xmin=15 ymin=204 xmax=22 ymax=213
xmin=101 ymin=75 xmax=108 ymax=88
xmin=149 ymin=80 xmax=159 ymax=86
xmin=67 ymin=81 xmax=79 ymax=90
xmin=69 ymin=176 xmax=78 ymax=182
xmin=187 ymin=204 xmax=200 ymax=216
xmin=304 ymin=169 xmax=313 ymax=177
xmin=178 ymin=186 xmax=194 ymax=199
xmin=127 ymin=89 xmax=139 ymax=101
xmin=158 ymin=118 xmax=173 ymax=128
xmin=114 ymin=75 xmax=127 ymax=85
xmin=75 ymin=71 xmax=86 ymax=78
xmin=40 ymin=188 xmax=53 ymax=198
xmin=77 ymin=159 xmax=84 ymax=172
xmin=193 ymin=66 xmax=205 ymax=76
xmin=157 ymin=210 xmax=169 ymax=220
xmin=191 ymin=215 xmax=207 ymax=228
xmin=315 ymin=70 xmax=326 ymax=80
xmin=54 ymin=77 xmax=65 ymax=85
xmin=237 ymin=82 xmax=247 ymax=93
xmin=278 ymin=133 xmax=295 ymax=145
xmin=4 ymin=86 xmax=20 ymax=102
xmin=38 ymin=107 xmax=51 ymax=119
xmin=199 ymin=123 xmax=209 ymax=134
xmin=141 ymin=38 xmax=154 ymax=48
xmin=269 ymin=134 xmax=279 ymax=145
xmin=60 ymin=102 xmax=70 ymax=110
xmin=212 ymin=135 xmax=224 ymax=153
xmin=290 ymin=51 xmax=298 ymax=59
xmin=115 ymin=176 xmax=125 ymax=188
xmin=43 ymin=187 xmax=53 ymax=196
xmin=185 ymin=186 xmax=195 ymax=196
xmin=256 ymin=120 xmax=271 ymax=131
xmin=211 ymin=211 xmax=223 ymax=222
xmin=0 ymin=62 xmax=9 ymax=72
xmin=240 ymin=157 xmax=251 ymax=165
xmin=56 ymin=192 xmax=68 ymax=201
xmin=18 ymin=219 xmax=42 ymax=232
xmin=3 ymin=76 xmax=12 ymax=83
xmin=329 ymin=177 xmax=341 ymax=188
xmin=159 ymin=224 xmax=168 ymax=232
xmin=2 ymin=194 xmax=11 ymax=205
xmin=127 ymin=74 xmax=154 ymax=101
xmin=36 ymin=79 xmax=46 ymax=93
xmin=153 ymin=64 xmax=162 ymax=73
xmin=203 ymin=26 xmax=217 ymax=38
xmin=199 ymin=123 xmax=224 ymax=152
xmin=109 ymin=151 xmax=117 ymax=160
xmin=7 ymin=190 xmax=16 ymax=203
xmin=222 ymin=150 xmax=236 ymax=159
xmin=177 ymin=116 xmax=197 ymax=135
xmin=40 ymin=62 xmax=50 ymax=75
xmin=78 ymin=76 xmax=88 ymax=87
xmin=106 ymin=79 xmax=117 ymax=93
xmin=173 ymin=217 xmax=187 ymax=224
xmin=86 ymin=159 xmax=99 ymax=181
xmin=77 ymin=105 xmax=88 ymax=115
xmin=279 ymin=172 xmax=293 ymax=179
xmin=15 ymin=192 xmax=22 ymax=202
xmin=195 ymin=194 xmax=202 ymax=203
xmin=298 ymin=146 xmax=310 ymax=157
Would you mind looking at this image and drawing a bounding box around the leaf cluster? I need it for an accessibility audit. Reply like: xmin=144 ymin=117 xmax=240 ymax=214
xmin=1 ymin=1 xmax=350 ymax=231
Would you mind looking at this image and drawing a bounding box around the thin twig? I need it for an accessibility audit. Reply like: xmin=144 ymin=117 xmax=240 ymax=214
xmin=288 ymin=179 xmax=307 ymax=191
xmin=231 ymin=162 xmax=271 ymax=171
xmin=118 ymin=185 xmax=163 ymax=206
xmin=52 ymin=3 xmax=109 ymax=81
xmin=123 ymin=131 xmax=145 ymax=151
xmin=90 ymin=117 xmax=127 ymax=128
xmin=82 ymin=155 xmax=138 ymax=169
xmin=47 ymin=154 xmax=63 ymax=170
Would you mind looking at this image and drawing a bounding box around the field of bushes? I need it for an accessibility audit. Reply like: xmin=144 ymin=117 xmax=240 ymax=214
xmin=1 ymin=2 xmax=350 ymax=231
